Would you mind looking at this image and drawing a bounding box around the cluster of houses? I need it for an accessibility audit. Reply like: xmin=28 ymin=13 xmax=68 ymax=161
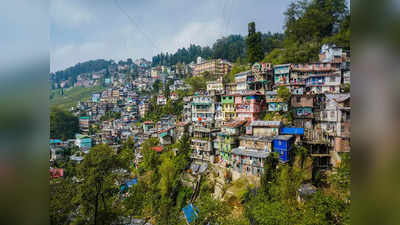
xmin=181 ymin=44 xmax=350 ymax=179
xmin=50 ymin=44 xmax=350 ymax=182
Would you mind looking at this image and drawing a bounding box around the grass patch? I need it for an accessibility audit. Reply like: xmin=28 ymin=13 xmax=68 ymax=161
xmin=50 ymin=86 xmax=105 ymax=110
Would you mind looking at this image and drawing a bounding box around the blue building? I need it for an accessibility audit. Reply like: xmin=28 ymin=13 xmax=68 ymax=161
xmin=280 ymin=127 xmax=304 ymax=144
xmin=92 ymin=93 xmax=101 ymax=103
xmin=182 ymin=203 xmax=199 ymax=224
xmin=75 ymin=134 xmax=92 ymax=150
xmin=273 ymin=135 xmax=294 ymax=162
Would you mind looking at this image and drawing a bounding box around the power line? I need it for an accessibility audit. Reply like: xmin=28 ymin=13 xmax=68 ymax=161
xmin=221 ymin=0 xmax=228 ymax=37
xmin=226 ymin=0 xmax=235 ymax=35
xmin=113 ymin=0 xmax=160 ymax=54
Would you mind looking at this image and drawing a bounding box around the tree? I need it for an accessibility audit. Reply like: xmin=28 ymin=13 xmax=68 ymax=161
xmin=50 ymin=178 xmax=77 ymax=225
xmin=153 ymin=79 xmax=162 ymax=94
xmin=246 ymin=22 xmax=264 ymax=64
xmin=223 ymin=57 xmax=250 ymax=84
xmin=140 ymin=138 xmax=160 ymax=171
xmin=277 ymin=86 xmax=291 ymax=102
xmin=73 ymin=144 xmax=123 ymax=225
xmin=184 ymin=76 xmax=207 ymax=92
xmin=50 ymin=107 xmax=79 ymax=140
xmin=260 ymin=153 xmax=279 ymax=199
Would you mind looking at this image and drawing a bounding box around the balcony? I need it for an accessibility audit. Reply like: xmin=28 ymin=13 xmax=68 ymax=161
xmin=193 ymin=108 xmax=213 ymax=113
xmin=191 ymin=153 xmax=211 ymax=161
xmin=266 ymin=97 xmax=284 ymax=103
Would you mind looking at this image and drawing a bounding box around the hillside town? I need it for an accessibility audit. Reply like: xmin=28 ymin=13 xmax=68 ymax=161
xmin=50 ymin=43 xmax=350 ymax=187
xmin=43 ymin=0 xmax=355 ymax=223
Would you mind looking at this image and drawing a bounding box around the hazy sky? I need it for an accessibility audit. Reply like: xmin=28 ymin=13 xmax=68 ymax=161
xmin=50 ymin=0 xmax=291 ymax=72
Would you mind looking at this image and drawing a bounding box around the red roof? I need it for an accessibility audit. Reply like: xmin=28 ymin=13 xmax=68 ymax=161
xmin=151 ymin=146 xmax=163 ymax=152
xmin=225 ymin=120 xmax=247 ymax=128
xmin=50 ymin=168 xmax=64 ymax=178
xmin=143 ymin=121 xmax=154 ymax=124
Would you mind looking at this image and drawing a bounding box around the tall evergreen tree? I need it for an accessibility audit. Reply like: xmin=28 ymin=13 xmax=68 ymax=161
xmin=246 ymin=22 xmax=264 ymax=64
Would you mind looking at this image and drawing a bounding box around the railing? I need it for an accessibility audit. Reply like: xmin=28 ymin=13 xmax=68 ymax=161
xmin=265 ymin=98 xmax=284 ymax=103
xmin=191 ymin=154 xmax=210 ymax=161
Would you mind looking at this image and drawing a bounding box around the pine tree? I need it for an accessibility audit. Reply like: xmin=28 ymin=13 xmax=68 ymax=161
xmin=246 ymin=22 xmax=264 ymax=64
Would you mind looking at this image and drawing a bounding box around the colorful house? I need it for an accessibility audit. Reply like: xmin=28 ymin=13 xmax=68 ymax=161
xmin=235 ymin=93 xmax=265 ymax=121
xmin=274 ymin=64 xmax=292 ymax=86
xmin=215 ymin=120 xmax=246 ymax=167
xmin=221 ymin=95 xmax=236 ymax=121
xmin=273 ymin=135 xmax=295 ymax=162
xmin=75 ymin=134 xmax=92 ymax=150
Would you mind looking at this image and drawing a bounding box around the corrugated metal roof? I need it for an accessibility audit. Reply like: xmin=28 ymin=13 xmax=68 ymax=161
xmin=281 ymin=127 xmax=304 ymax=135
xmin=182 ymin=203 xmax=199 ymax=224
xmin=231 ymin=147 xmax=270 ymax=158
xmin=273 ymin=135 xmax=294 ymax=141
xmin=250 ymin=120 xmax=281 ymax=127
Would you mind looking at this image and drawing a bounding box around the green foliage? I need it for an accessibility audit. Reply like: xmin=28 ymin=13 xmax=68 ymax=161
xmin=100 ymin=111 xmax=121 ymax=121
xmin=246 ymin=22 xmax=265 ymax=64
xmin=158 ymin=152 xmax=179 ymax=197
xmin=277 ymin=86 xmax=291 ymax=102
xmin=244 ymin=150 xmax=350 ymax=225
xmin=184 ymin=76 xmax=207 ymax=92
xmin=50 ymin=85 xmax=105 ymax=110
xmin=153 ymin=79 xmax=162 ymax=94
xmin=223 ymin=57 xmax=250 ymax=83
xmin=193 ymin=194 xmax=231 ymax=225
xmin=152 ymin=44 xmax=213 ymax=66
xmin=140 ymin=138 xmax=161 ymax=171
xmin=164 ymin=80 xmax=173 ymax=99
xmin=50 ymin=178 xmax=77 ymax=225
xmin=50 ymin=107 xmax=79 ymax=140
xmin=50 ymin=59 xmax=113 ymax=88
xmin=73 ymin=144 xmax=124 ymax=225
xmin=263 ymin=0 xmax=350 ymax=64
xmin=152 ymin=33 xmax=283 ymax=66
xmin=212 ymin=35 xmax=246 ymax=62
xmin=144 ymin=96 xmax=184 ymax=122
xmin=343 ymin=83 xmax=350 ymax=93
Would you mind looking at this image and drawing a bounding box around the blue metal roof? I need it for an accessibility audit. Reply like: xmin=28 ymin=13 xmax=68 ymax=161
xmin=126 ymin=178 xmax=137 ymax=188
xmin=49 ymin=139 xmax=62 ymax=144
xmin=182 ymin=203 xmax=199 ymax=224
xmin=280 ymin=127 xmax=304 ymax=135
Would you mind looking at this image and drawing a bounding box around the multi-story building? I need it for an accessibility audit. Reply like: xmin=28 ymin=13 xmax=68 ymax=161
xmin=183 ymin=96 xmax=192 ymax=123
xmin=235 ymin=93 xmax=265 ymax=121
xmin=234 ymin=71 xmax=250 ymax=93
xmin=191 ymin=95 xmax=215 ymax=123
xmin=215 ymin=120 xmax=246 ymax=167
xmin=221 ymin=95 xmax=236 ymax=121
xmin=321 ymin=94 xmax=351 ymax=166
xmin=193 ymin=59 xmax=232 ymax=77
xmin=206 ymin=79 xmax=224 ymax=95
xmin=248 ymin=62 xmax=274 ymax=92
xmin=139 ymin=102 xmax=149 ymax=118
xmin=294 ymin=62 xmax=341 ymax=94
xmin=214 ymin=102 xmax=224 ymax=128
xmin=274 ymin=64 xmax=292 ymax=87
xmin=79 ymin=116 xmax=90 ymax=133
xmin=191 ymin=125 xmax=220 ymax=163
xmin=291 ymin=95 xmax=314 ymax=129
xmin=273 ymin=135 xmax=295 ymax=162
xmin=265 ymin=91 xmax=288 ymax=112
xmin=157 ymin=95 xmax=167 ymax=105
xmin=231 ymin=135 xmax=272 ymax=178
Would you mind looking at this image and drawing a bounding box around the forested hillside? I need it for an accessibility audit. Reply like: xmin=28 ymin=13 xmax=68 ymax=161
xmin=151 ymin=32 xmax=284 ymax=66
xmin=263 ymin=0 xmax=350 ymax=64
xmin=50 ymin=59 xmax=113 ymax=84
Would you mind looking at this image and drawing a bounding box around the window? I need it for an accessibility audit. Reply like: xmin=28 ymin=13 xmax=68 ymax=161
xmin=329 ymin=76 xmax=335 ymax=82
xmin=330 ymin=111 xmax=335 ymax=119
xmin=296 ymin=96 xmax=301 ymax=103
